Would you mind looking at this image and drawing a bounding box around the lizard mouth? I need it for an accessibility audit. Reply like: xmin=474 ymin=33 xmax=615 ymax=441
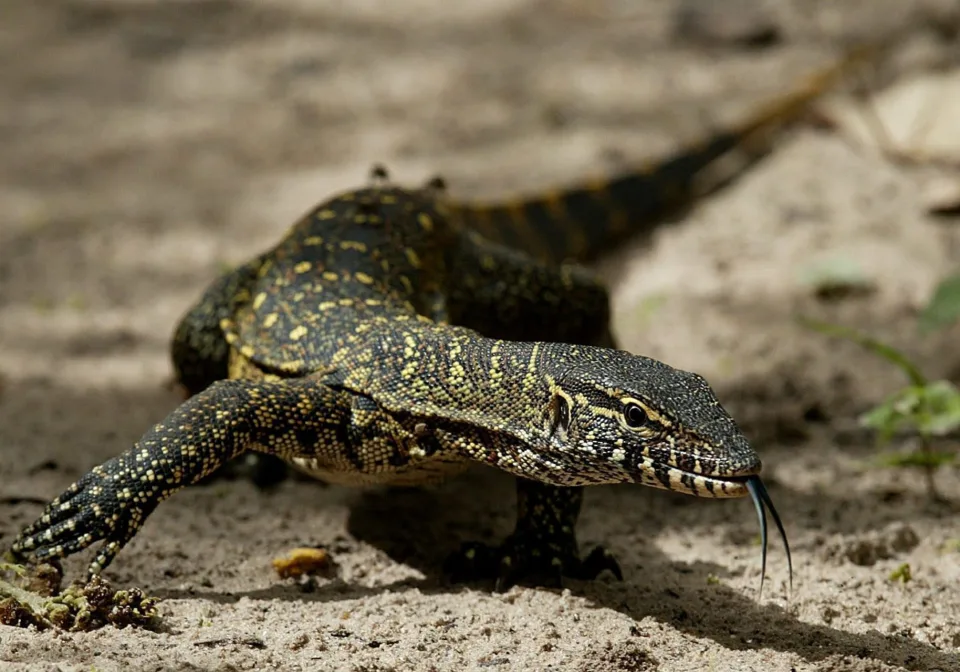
xmin=649 ymin=467 xmax=792 ymax=595
xmin=646 ymin=464 xmax=759 ymax=499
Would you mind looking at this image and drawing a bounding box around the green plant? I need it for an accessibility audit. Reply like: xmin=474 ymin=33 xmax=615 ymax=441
xmin=799 ymin=312 xmax=959 ymax=499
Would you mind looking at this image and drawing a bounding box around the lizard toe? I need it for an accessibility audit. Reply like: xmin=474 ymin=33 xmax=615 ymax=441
xmin=14 ymin=505 xmax=102 ymax=559
xmin=15 ymin=475 xmax=96 ymax=539
xmin=571 ymin=545 xmax=623 ymax=582
xmin=12 ymin=457 xmax=160 ymax=575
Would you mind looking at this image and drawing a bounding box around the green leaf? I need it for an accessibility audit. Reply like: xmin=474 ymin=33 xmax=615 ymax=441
xmin=798 ymin=317 xmax=927 ymax=387
xmin=919 ymin=273 xmax=960 ymax=333
xmin=860 ymin=393 xmax=915 ymax=443
xmin=915 ymin=380 xmax=960 ymax=436
xmin=860 ymin=380 xmax=960 ymax=441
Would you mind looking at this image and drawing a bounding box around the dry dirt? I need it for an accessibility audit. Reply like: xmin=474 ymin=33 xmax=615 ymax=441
xmin=2 ymin=1 xmax=960 ymax=671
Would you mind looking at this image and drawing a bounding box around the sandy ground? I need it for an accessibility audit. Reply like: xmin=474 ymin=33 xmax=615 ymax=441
xmin=2 ymin=1 xmax=960 ymax=670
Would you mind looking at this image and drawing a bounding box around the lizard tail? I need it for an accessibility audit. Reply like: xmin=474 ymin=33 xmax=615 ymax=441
xmin=447 ymin=43 xmax=878 ymax=265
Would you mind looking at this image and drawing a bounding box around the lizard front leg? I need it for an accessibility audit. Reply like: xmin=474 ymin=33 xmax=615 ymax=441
xmin=11 ymin=377 xmax=354 ymax=578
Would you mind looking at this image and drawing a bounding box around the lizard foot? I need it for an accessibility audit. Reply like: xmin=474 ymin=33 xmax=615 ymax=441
xmin=11 ymin=455 xmax=162 ymax=578
xmin=443 ymin=536 xmax=622 ymax=591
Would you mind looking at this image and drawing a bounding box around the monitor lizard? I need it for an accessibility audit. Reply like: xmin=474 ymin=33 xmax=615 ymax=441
xmin=10 ymin=46 xmax=872 ymax=591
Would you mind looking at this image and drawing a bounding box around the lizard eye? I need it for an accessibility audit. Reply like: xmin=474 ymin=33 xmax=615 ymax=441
xmin=552 ymin=394 xmax=571 ymax=432
xmin=623 ymin=402 xmax=649 ymax=429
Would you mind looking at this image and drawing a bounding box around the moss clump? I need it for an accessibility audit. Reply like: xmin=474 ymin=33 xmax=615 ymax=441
xmin=0 ymin=562 xmax=161 ymax=631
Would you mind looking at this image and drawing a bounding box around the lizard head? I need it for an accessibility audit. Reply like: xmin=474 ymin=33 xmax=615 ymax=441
xmin=534 ymin=344 xmax=761 ymax=496
xmin=529 ymin=344 xmax=790 ymax=594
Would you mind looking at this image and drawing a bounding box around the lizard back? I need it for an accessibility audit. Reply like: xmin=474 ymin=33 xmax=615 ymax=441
xmin=221 ymin=184 xmax=459 ymax=377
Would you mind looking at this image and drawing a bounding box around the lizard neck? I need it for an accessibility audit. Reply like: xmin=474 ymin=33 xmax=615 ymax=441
xmin=331 ymin=323 xmax=613 ymax=485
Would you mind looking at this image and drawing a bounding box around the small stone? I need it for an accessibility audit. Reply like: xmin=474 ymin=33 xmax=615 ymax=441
xmin=272 ymin=547 xmax=334 ymax=580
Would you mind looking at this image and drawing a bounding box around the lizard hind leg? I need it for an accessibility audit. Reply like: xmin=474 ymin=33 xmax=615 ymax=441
xmin=445 ymin=231 xmax=614 ymax=346
xmin=442 ymin=232 xmax=623 ymax=588
xmin=170 ymin=266 xmax=255 ymax=398
xmin=170 ymin=257 xmax=291 ymax=488
xmin=444 ymin=479 xmax=622 ymax=590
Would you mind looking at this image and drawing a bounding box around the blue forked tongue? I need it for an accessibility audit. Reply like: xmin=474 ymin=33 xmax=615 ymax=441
xmin=745 ymin=475 xmax=792 ymax=598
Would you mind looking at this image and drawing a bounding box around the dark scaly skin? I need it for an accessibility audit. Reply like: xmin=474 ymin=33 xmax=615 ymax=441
xmin=10 ymin=49 xmax=873 ymax=588
xmin=13 ymin=178 xmax=762 ymax=588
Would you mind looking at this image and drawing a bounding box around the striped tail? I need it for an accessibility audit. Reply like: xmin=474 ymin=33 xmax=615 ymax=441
xmin=447 ymin=43 xmax=878 ymax=265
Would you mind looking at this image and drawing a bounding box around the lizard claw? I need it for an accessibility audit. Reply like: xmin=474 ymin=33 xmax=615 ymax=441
xmin=574 ymin=545 xmax=623 ymax=581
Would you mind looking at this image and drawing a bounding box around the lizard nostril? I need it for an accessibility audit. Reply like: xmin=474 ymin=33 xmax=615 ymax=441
xmin=736 ymin=454 xmax=763 ymax=476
